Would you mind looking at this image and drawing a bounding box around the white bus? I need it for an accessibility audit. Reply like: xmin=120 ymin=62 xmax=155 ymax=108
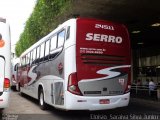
xmin=18 ymin=18 xmax=131 ymax=110
xmin=0 ymin=18 xmax=11 ymax=109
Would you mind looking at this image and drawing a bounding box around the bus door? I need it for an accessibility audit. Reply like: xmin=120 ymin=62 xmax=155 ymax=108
xmin=0 ymin=56 xmax=5 ymax=92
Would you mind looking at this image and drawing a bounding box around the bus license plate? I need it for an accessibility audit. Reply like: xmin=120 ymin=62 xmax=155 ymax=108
xmin=99 ymin=99 xmax=110 ymax=104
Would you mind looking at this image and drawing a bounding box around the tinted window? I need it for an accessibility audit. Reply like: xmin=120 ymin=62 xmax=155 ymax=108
xmin=26 ymin=53 xmax=30 ymax=65
xmin=66 ymin=26 xmax=70 ymax=40
xmin=50 ymin=35 xmax=57 ymax=52
xmin=36 ymin=46 xmax=40 ymax=59
xmin=30 ymin=51 xmax=33 ymax=64
xmin=22 ymin=56 xmax=26 ymax=66
xmin=57 ymin=30 xmax=65 ymax=47
xmin=45 ymin=40 xmax=50 ymax=56
xmin=40 ymin=43 xmax=45 ymax=59
xmin=33 ymin=49 xmax=36 ymax=63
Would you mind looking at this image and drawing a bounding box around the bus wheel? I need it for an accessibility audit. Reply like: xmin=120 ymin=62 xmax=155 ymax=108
xmin=39 ymin=89 xmax=47 ymax=110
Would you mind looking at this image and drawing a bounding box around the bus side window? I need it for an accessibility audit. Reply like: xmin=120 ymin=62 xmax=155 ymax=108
xmin=57 ymin=30 xmax=65 ymax=48
xmin=44 ymin=40 xmax=50 ymax=61
xmin=30 ymin=51 xmax=33 ymax=65
xmin=26 ymin=53 xmax=30 ymax=65
xmin=32 ymin=48 xmax=36 ymax=64
xmin=40 ymin=43 xmax=45 ymax=62
xmin=66 ymin=26 xmax=70 ymax=40
xmin=36 ymin=46 xmax=40 ymax=64
xmin=50 ymin=35 xmax=57 ymax=59
xmin=50 ymin=35 xmax=57 ymax=52
xmin=22 ymin=56 xmax=26 ymax=67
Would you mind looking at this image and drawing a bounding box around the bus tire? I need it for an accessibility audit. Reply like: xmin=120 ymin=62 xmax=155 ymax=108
xmin=39 ymin=89 xmax=47 ymax=110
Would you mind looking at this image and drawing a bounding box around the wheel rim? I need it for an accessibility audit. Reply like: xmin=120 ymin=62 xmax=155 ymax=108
xmin=40 ymin=92 xmax=44 ymax=106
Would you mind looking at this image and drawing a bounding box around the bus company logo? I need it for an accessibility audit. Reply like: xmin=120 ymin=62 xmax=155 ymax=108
xmin=95 ymin=24 xmax=114 ymax=30
xmin=85 ymin=33 xmax=123 ymax=44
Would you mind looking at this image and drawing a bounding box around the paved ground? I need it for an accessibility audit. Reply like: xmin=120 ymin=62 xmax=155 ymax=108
xmin=0 ymin=90 xmax=160 ymax=120
xmin=131 ymin=97 xmax=160 ymax=110
xmin=2 ymin=90 xmax=49 ymax=114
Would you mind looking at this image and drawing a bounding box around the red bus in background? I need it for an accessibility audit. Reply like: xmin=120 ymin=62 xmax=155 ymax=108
xmin=17 ymin=18 xmax=131 ymax=110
